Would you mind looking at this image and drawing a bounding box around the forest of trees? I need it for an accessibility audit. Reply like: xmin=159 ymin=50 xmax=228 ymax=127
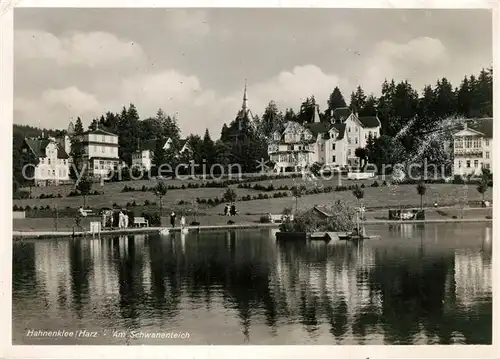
xmin=13 ymin=67 xmax=493 ymax=188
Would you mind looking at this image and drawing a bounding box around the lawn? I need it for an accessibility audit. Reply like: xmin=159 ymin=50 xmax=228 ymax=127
xmin=14 ymin=176 xmax=492 ymax=218
xmin=208 ymin=183 xmax=492 ymax=215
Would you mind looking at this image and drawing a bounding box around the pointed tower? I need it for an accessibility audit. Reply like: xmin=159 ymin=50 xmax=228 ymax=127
xmin=239 ymin=79 xmax=249 ymax=131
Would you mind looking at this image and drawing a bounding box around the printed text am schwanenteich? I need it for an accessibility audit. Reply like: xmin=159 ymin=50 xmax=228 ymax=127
xmin=26 ymin=329 xmax=98 ymax=338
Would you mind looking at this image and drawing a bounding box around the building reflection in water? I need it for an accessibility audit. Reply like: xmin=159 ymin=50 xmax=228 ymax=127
xmin=12 ymin=223 xmax=493 ymax=345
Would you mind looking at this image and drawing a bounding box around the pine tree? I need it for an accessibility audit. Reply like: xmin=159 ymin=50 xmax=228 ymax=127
xmin=349 ymin=85 xmax=367 ymax=113
xmin=118 ymin=103 xmax=141 ymax=165
xmin=359 ymin=95 xmax=377 ymax=116
xmin=88 ymin=119 xmax=98 ymax=131
xmin=220 ymin=124 xmax=230 ymax=142
xmin=456 ymin=76 xmax=472 ymax=118
xmin=202 ymin=128 xmax=215 ymax=167
xmin=260 ymin=101 xmax=283 ymax=139
xmin=433 ymin=77 xmax=456 ymax=119
xmin=284 ymin=108 xmax=297 ymax=123
xmin=74 ymin=117 xmax=84 ymax=135
xmin=327 ymin=86 xmax=347 ymax=111
xmin=298 ymin=96 xmax=317 ymax=124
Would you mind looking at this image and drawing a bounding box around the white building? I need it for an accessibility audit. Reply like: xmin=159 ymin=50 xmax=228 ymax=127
xmin=132 ymin=138 xmax=191 ymax=171
xmin=78 ymin=128 xmax=120 ymax=177
xmin=269 ymin=106 xmax=381 ymax=173
xmin=23 ymin=136 xmax=71 ymax=186
xmin=452 ymin=118 xmax=493 ymax=176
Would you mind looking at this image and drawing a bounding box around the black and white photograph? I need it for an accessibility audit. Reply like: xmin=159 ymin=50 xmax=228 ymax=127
xmin=2 ymin=1 xmax=499 ymax=357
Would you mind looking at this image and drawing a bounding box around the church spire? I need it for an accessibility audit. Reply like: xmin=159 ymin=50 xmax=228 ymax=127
xmin=242 ymin=79 xmax=248 ymax=111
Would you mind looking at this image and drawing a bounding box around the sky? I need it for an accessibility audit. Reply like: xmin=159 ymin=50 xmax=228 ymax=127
xmin=14 ymin=8 xmax=493 ymax=138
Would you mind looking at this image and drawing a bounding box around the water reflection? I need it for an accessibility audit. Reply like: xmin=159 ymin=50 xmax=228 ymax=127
xmin=12 ymin=223 xmax=492 ymax=345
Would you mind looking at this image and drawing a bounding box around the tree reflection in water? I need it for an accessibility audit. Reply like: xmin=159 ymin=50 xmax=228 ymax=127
xmin=11 ymin=224 xmax=493 ymax=344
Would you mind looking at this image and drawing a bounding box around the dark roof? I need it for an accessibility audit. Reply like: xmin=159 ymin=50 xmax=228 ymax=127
xmin=24 ymin=138 xmax=70 ymax=159
xmin=332 ymin=107 xmax=352 ymax=122
xmin=83 ymin=128 xmax=118 ymax=136
xmin=304 ymin=122 xmax=332 ymax=136
xmin=331 ymin=122 xmax=346 ymax=140
xmin=466 ymin=117 xmax=493 ymax=138
xmin=358 ymin=116 xmax=381 ymax=128
xmin=139 ymin=139 xmax=168 ymax=152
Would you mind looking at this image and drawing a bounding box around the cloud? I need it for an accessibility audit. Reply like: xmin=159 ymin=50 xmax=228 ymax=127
xmin=15 ymin=30 xmax=147 ymax=68
xmin=15 ymin=87 xmax=101 ymax=129
xmin=13 ymin=38 xmax=451 ymax=139
xmin=165 ymin=9 xmax=210 ymax=39
xmin=361 ymin=36 xmax=450 ymax=94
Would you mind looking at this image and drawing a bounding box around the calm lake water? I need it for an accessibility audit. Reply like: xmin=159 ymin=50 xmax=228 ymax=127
xmin=12 ymin=223 xmax=492 ymax=345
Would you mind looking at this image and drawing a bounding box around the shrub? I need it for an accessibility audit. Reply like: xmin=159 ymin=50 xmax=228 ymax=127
xmin=227 ymin=220 xmax=235 ymax=225
xmin=371 ymin=181 xmax=380 ymax=187
xmin=144 ymin=200 xmax=150 ymax=206
xmin=259 ymin=215 xmax=271 ymax=223
xmin=142 ymin=212 xmax=161 ymax=226
xmin=360 ymin=183 xmax=365 ymax=188
xmin=382 ymin=181 xmax=387 ymax=186
xmin=190 ymin=221 xmax=200 ymax=226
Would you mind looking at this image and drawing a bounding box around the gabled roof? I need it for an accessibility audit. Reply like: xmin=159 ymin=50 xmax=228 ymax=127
xmin=83 ymin=128 xmax=118 ymax=136
xmin=358 ymin=116 xmax=381 ymax=128
xmin=332 ymin=107 xmax=352 ymax=122
xmin=331 ymin=122 xmax=346 ymax=140
xmin=24 ymin=138 xmax=70 ymax=159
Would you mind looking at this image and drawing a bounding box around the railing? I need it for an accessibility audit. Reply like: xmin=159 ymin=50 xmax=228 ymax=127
xmin=454 ymin=148 xmax=483 ymax=157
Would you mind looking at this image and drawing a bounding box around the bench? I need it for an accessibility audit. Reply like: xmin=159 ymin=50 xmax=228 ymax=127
xmin=78 ymin=209 xmax=93 ymax=217
xmin=268 ymin=214 xmax=294 ymax=223
xmin=134 ymin=217 xmax=149 ymax=227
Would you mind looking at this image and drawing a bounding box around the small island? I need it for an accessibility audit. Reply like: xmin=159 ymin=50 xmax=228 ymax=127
xmin=276 ymin=200 xmax=370 ymax=242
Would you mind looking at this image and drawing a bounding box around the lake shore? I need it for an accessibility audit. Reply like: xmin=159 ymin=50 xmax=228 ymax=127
xmin=13 ymin=216 xmax=492 ymax=240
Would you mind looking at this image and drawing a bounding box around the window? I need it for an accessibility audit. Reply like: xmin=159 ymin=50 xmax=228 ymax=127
xmin=52 ymin=169 xmax=55 ymax=176
xmin=355 ymin=137 xmax=358 ymax=144
xmin=348 ymin=149 xmax=351 ymax=156
xmin=485 ymin=139 xmax=490 ymax=146
xmin=486 ymin=151 xmax=490 ymax=159
xmin=101 ymin=146 xmax=105 ymax=153
xmin=348 ymin=127 xmax=351 ymax=132
xmin=465 ymin=136 xmax=472 ymax=148
xmin=332 ymin=156 xmax=336 ymax=162
xmin=100 ymin=160 xmax=104 ymax=169
xmin=455 ymin=139 xmax=463 ymax=148
xmin=474 ymin=160 xmax=479 ymax=168
xmin=348 ymin=137 xmax=351 ymax=144
xmin=466 ymin=160 xmax=471 ymax=168
xmin=458 ymin=160 xmax=462 ymax=168
xmin=485 ymin=163 xmax=490 ymax=169
xmin=332 ymin=143 xmax=336 ymax=150
xmin=473 ymin=139 xmax=481 ymax=148
xmin=365 ymin=133 xmax=368 ymax=139
xmin=94 ymin=162 xmax=99 ymax=170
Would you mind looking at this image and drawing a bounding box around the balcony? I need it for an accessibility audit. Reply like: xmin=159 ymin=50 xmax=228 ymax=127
xmin=454 ymin=148 xmax=483 ymax=157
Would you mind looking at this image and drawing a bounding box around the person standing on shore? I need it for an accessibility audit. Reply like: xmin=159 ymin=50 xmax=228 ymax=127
xmin=170 ymin=212 xmax=176 ymax=228
xmin=180 ymin=215 xmax=186 ymax=229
